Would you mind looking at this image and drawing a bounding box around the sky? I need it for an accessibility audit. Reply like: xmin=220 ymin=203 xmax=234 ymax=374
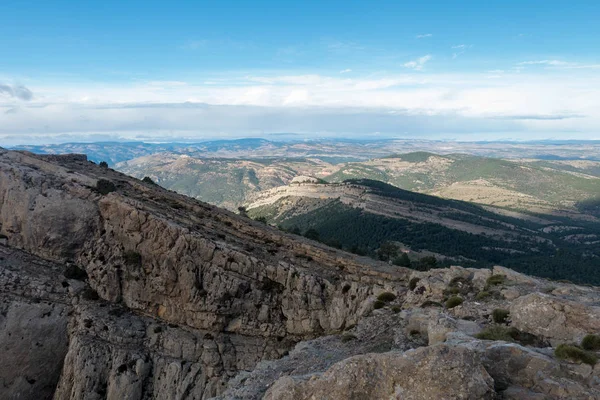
xmin=1 ymin=0 xmax=600 ymax=145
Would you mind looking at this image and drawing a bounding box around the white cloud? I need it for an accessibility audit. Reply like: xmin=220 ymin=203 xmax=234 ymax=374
xmin=518 ymin=60 xmax=571 ymax=66
xmin=403 ymin=55 xmax=432 ymax=70
xmin=340 ymin=69 xmax=352 ymax=74
xmin=2 ymin=68 xmax=600 ymax=141
xmin=517 ymin=60 xmax=600 ymax=70
xmin=452 ymin=44 xmax=467 ymax=49
xmin=416 ymin=34 xmax=433 ymax=39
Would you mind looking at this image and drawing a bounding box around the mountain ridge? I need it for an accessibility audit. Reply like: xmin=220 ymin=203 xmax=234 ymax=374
xmin=2 ymin=148 xmax=600 ymax=399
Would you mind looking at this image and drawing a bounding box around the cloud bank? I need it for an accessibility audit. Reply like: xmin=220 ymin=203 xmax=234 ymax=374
xmin=1 ymin=69 xmax=599 ymax=144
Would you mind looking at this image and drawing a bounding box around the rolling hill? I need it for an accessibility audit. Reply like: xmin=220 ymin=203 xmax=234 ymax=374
xmin=324 ymin=152 xmax=600 ymax=216
xmin=246 ymin=179 xmax=600 ymax=284
xmin=116 ymin=153 xmax=335 ymax=210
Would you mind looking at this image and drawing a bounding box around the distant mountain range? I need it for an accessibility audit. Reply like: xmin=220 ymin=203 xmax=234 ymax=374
xmin=13 ymin=137 xmax=600 ymax=166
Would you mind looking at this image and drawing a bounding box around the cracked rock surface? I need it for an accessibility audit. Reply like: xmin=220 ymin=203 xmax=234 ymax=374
xmin=1 ymin=148 xmax=600 ymax=399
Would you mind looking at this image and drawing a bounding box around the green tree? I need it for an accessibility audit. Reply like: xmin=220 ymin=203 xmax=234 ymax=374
xmin=417 ymin=256 xmax=437 ymax=271
xmin=393 ymin=252 xmax=411 ymax=267
xmin=377 ymin=241 xmax=399 ymax=261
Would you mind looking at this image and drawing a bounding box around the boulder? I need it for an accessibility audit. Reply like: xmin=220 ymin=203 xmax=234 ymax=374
xmin=510 ymin=293 xmax=600 ymax=344
xmin=264 ymin=344 xmax=495 ymax=400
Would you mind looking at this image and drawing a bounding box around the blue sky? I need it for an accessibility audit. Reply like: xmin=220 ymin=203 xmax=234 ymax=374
xmin=1 ymin=0 xmax=600 ymax=144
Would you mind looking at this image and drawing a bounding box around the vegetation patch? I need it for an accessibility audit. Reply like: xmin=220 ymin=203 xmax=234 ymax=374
xmin=142 ymin=176 xmax=157 ymax=185
xmin=409 ymin=277 xmax=421 ymax=291
xmin=475 ymin=291 xmax=491 ymax=300
xmin=476 ymin=325 xmax=547 ymax=347
xmin=476 ymin=325 xmax=514 ymax=342
xmin=555 ymin=344 xmax=598 ymax=366
xmin=340 ymin=333 xmax=357 ymax=343
xmin=492 ymin=308 xmax=510 ymax=324
xmin=421 ymin=300 xmax=443 ymax=308
xmin=96 ymin=179 xmax=116 ymax=195
xmin=486 ymin=274 xmax=506 ymax=287
xmin=373 ymin=300 xmax=386 ymax=309
xmin=445 ymin=296 xmax=464 ymax=309
xmin=581 ymin=334 xmax=600 ymax=351
xmin=377 ymin=292 xmax=397 ymax=302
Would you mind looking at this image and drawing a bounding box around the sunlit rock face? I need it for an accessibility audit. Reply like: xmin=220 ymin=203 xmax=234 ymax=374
xmin=1 ymin=148 xmax=600 ymax=400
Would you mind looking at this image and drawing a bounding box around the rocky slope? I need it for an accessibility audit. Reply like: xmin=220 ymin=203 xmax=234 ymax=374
xmin=1 ymin=148 xmax=600 ymax=399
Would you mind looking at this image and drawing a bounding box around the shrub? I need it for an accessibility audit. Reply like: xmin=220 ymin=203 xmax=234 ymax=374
xmin=341 ymin=333 xmax=357 ymax=342
xmin=409 ymin=277 xmax=421 ymax=291
xmin=445 ymin=296 xmax=463 ymax=309
xmin=492 ymin=308 xmax=510 ymax=324
xmin=555 ymin=344 xmax=598 ymax=365
xmin=123 ymin=251 xmax=142 ymax=267
xmin=486 ymin=274 xmax=506 ymax=287
xmin=581 ymin=334 xmax=600 ymax=351
xmin=475 ymin=291 xmax=491 ymax=300
xmin=254 ymin=216 xmax=268 ymax=224
xmin=476 ymin=326 xmax=547 ymax=347
xmin=99 ymin=161 xmax=109 ymax=168
xmin=416 ymin=256 xmax=437 ymax=271
xmin=377 ymin=292 xmax=397 ymax=302
xmin=96 ymin=179 xmax=116 ymax=195
xmin=64 ymin=264 xmax=88 ymax=281
xmin=393 ymin=253 xmax=411 ymax=267
xmin=373 ymin=300 xmax=385 ymax=309
xmin=476 ymin=325 xmax=514 ymax=341
xmin=421 ymin=300 xmax=443 ymax=308
xmin=447 ymin=286 xmax=460 ymax=295
xmin=142 ymin=176 xmax=156 ymax=185
xmin=391 ymin=305 xmax=402 ymax=313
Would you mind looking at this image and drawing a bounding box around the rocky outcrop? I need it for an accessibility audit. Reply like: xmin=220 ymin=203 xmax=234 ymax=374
xmin=2 ymin=148 xmax=600 ymax=400
xmin=0 ymin=149 xmax=405 ymax=399
xmin=0 ymin=246 xmax=70 ymax=400
xmin=510 ymin=293 xmax=600 ymax=345
xmin=264 ymin=345 xmax=496 ymax=400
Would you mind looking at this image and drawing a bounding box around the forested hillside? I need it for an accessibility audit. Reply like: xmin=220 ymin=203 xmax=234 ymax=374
xmin=248 ymin=179 xmax=600 ymax=284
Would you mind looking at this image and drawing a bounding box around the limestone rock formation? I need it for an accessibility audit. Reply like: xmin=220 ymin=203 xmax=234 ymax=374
xmin=1 ymin=148 xmax=600 ymax=400
xmin=264 ymin=345 xmax=496 ymax=400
